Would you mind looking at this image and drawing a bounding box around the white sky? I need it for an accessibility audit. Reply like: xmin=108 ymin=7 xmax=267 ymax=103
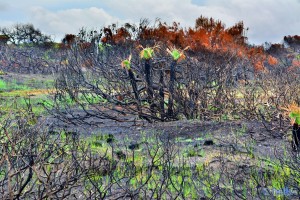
xmin=0 ymin=0 xmax=299 ymax=45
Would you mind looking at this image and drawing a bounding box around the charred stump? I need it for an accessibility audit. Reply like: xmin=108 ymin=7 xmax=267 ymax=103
xmin=292 ymin=123 xmax=300 ymax=151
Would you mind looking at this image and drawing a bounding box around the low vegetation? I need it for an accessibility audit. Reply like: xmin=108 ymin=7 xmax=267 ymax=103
xmin=0 ymin=16 xmax=299 ymax=199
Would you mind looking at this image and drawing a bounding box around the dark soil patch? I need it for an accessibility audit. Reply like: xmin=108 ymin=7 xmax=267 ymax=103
xmin=44 ymin=114 xmax=292 ymax=160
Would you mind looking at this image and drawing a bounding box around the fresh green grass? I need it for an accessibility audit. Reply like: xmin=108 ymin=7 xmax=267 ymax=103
xmin=0 ymin=96 xmax=48 ymax=119
xmin=83 ymin=130 xmax=299 ymax=199
xmin=0 ymin=79 xmax=6 ymax=90
xmin=0 ymin=79 xmax=31 ymax=91
xmin=1 ymin=111 xmax=298 ymax=199
xmin=0 ymin=75 xmax=56 ymax=119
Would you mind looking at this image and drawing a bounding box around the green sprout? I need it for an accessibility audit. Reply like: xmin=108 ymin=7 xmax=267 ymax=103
xmin=121 ymin=55 xmax=131 ymax=70
xmin=138 ymin=45 xmax=159 ymax=60
xmin=99 ymin=43 xmax=112 ymax=51
xmin=168 ymin=49 xmax=181 ymax=60
xmin=167 ymin=46 xmax=189 ymax=62
xmin=290 ymin=112 xmax=300 ymax=125
xmin=140 ymin=48 xmax=154 ymax=60
xmin=282 ymin=102 xmax=300 ymax=124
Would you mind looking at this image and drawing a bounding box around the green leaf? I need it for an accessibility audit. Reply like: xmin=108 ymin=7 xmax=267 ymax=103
xmin=124 ymin=60 xmax=130 ymax=69
xmin=295 ymin=117 xmax=300 ymax=124
xmin=290 ymin=112 xmax=300 ymax=124
xmin=178 ymin=175 xmax=183 ymax=183
xmin=130 ymin=178 xmax=136 ymax=186
xmin=141 ymin=48 xmax=154 ymax=60
xmin=184 ymin=185 xmax=191 ymax=196
xmin=99 ymin=44 xmax=105 ymax=51
xmin=171 ymin=50 xmax=181 ymax=60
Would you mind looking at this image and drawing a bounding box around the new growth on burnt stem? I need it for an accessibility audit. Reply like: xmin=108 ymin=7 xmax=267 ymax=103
xmin=166 ymin=46 xmax=189 ymax=117
xmin=121 ymin=55 xmax=142 ymax=119
xmin=138 ymin=45 xmax=160 ymax=116
xmin=282 ymin=103 xmax=300 ymax=151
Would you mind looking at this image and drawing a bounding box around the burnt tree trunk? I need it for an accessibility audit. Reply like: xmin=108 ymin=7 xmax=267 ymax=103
xmin=145 ymin=60 xmax=153 ymax=98
xmin=128 ymin=68 xmax=142 ymax=116
xmin=292 ymin=123 xmax=300 ymax=151
xmin=159 ymin=69 xmax=165 ymax=121
xmin=144 ymin=59 xmax=155 ymax=113
xmin=167 ymin=60 xmax=176 ymax=117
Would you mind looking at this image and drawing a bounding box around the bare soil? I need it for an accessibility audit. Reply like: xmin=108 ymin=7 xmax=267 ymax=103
xmin=44 ymin=114 xmax=292 ymax=161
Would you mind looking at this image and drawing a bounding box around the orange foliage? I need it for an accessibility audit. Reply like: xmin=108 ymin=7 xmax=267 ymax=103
xmin=268 ymin=56 xmax=278 ymax=65
xmin=81 ymin=16 xmax=273 ymax=72
xmin=254 ymin=61 xmax=265 ymax=71
xmin=99 ymin=17 xmax=251 ymax=60
xmin=113 ymin=27 xmax=131 ymax=44
xmin=186 ymin=28 xmax=210 ymax=50
xmin=138 ymin=22 xmax=185 ymax=47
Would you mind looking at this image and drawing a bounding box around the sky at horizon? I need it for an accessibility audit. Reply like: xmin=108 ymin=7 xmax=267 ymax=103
xmin=0 ymin=0 xmax=299 ymax=45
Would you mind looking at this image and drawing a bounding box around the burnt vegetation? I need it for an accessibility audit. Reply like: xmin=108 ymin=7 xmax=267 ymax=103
xmin=0 ymin=17 xmax=300 ymax=199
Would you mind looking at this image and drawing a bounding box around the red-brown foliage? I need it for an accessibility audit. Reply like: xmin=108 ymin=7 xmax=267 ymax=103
xmin=85 ymin=16 xmax=275 ymax=71
xmin=268 ymin=55 xmax=278 ymax=66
